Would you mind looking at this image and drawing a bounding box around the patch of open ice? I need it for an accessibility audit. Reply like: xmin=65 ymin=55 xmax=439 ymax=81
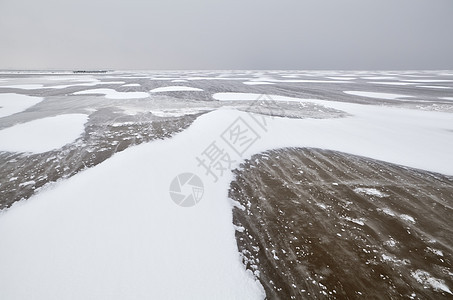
xmin=411 ymin=270 xmax=452 ymax=294
xmin=344 ymin=91 xmax=412 ymax=100
xmin=150 ymin=86 xmax=203 ymax=93
xmin=0 ymin=93 xmax=43 ymax=118
xmin=0 ymin=114 xmax=88 ymax=153
xmin=74 ymin=88 xmax=149 ymax=99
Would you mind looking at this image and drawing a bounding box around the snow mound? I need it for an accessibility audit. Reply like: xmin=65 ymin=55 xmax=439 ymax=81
xmin=0 ymin=114 xmax=88 ymax=153
xmin=0 ymin=93 xmax=43 ymax=118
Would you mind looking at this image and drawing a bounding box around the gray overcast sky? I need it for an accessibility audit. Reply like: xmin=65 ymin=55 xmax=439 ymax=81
xmin=0 ymin=0 xmax=452 ymax=70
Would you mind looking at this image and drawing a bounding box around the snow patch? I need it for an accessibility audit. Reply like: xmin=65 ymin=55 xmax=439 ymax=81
xmin=243 ymin=81 xmax=275 ymax=85
xmin=417 ymin=85 xmax=452 ymax=89
xmin=0 ymin=114 xmax=88 ymax=153
xmin=150 ymin=86 xmax=203 ymax=93
xmin=354 ymin=187 xmax=387 ymax=198
xmin=411 ymin=270 xmax=452 ymax=294
xmin=0 ymin=93 xmax=43 ymax=118
xmin=74 ymin=88 xmax=149 ymax=99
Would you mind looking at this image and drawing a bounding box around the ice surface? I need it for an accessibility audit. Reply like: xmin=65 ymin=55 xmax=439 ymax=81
xmin=243 ymin=81 xmax=275 ymax=85
xmin=0 ymin=114 xmax=87 ymax=153
xmin=1 ymin=73 xmax=453 ymax=299
xmin=368 ymin=82 xmax=416 ymax=86
xmin=0 ymin=93 xmax=43 ymax=118
xmin=149 ymin=86 xmax=203 ymax=93
xmin=213 ymin=92 xmax=304 ymax=102
xmin=74 ymin=88 xmax=149 ymax=99
xmin=417 ymin=85 xmax=452 ymax=89
xmin=343 ymin=91 xmax=412 ymax=100
xmin=403 ymin=79 xmax=453 ymax=83
xmin=0 ymin=84 xmax=45 ymax=90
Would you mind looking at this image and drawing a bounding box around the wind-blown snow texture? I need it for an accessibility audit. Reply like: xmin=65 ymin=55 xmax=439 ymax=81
xmin=0 ymin=70 xmax=452 ymax=299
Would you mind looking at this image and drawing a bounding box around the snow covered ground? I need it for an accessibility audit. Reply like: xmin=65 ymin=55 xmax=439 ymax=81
xmin=0 ymin=114 xmax=87 ymax=153
xmin=0 ymin=70 xmax=452 ymax=299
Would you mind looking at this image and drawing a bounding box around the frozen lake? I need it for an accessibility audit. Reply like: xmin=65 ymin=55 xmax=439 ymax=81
xmin=0 ymin=70 xmax=452 ymax=299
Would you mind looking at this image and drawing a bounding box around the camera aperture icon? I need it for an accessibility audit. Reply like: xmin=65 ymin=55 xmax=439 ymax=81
xmin=169 ymin=173 xmax=204 ymax=207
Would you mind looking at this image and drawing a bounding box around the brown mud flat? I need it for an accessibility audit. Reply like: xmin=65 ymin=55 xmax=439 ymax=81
xmin=229 ymin=148 xmax=453 ymax=299
xmin=0 ymin=113 xmax=202 ymax=210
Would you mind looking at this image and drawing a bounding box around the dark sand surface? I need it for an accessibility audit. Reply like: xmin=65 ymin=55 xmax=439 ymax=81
xmin=230 ymin=148 xmax=453 ymax=299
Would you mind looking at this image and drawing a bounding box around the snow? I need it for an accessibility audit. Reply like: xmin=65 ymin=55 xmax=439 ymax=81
xmin=149 ymin=86 xmax=203 ymax=93
xmin=400 ymin=214 xmax=416 ymax=224
xmin=440 ymin=97 xmax=453 ymax=101
xmin=73 ymin=88 xmax=149 ymax=99
xmin=0 ymin=93 xmax=43 ymax=118
xmin=411 ymin=270 xmax=452 ymax=294
xmin=122 ymin=83 xmax=141 ymax=87
xmin=354 ymin=187 xmax=387 ymax=198
xmin=0 ymin=114 xmax=88 ymax=153
xmin=267 ymin=79 xmax=350 ymax=83
xmin=343 ymin=91 xmax=412 ymax=100
xmin=0 ymin=84 xmax=45 ymax=90
xmin=417 ymin=85 xmax=452 ymax=89
xmin=361 ymin=76 xmax=398 ymax=80
xmin=0 ymin=81 xmax=126 ymax=90
xmin=0 ymin=113 xmax=265 ymax=299
xmin=243 ymin=81 xmax=275 ymax=85
xmin=1 ymin=90 xmax=453 ymax=298
xmin=150 ymin=107 xmax=213 ymax=117
xmin=213 ymin=92 xmax=302 ymax=102
xmin=368 ymin=81 xmax=416 ymax=86
xmin=49 ymin=81 xmax=125 ymax=89
xmin=403 ymin=79 xmax=453 ymax=83
xmin=326 ymin=77 xmax=356 ymax=80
